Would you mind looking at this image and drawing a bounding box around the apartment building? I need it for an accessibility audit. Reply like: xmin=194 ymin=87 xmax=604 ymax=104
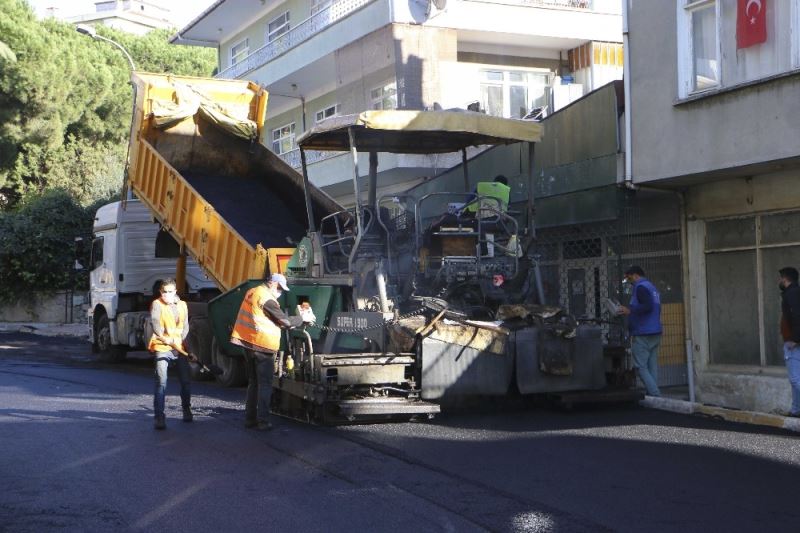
xmin=62 ymin=1 xmax=175 ymax=35
xmin=172 ymin=0 xmax=622 ymax=204
xmin=628 ymin=0 xmax=800 ymax=413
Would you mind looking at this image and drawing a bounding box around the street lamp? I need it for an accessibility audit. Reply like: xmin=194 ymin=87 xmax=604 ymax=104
xmin=75 ymin=24 xmax=136 ymax=71
xmin=75 ymin=23 xmax=137 ymax=204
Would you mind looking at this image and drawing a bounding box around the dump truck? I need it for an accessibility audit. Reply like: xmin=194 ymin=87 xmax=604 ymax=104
xmin=88 ymin=72 xmax=440 ymax=422
xmin=88 ymin=198 xmax=217 ymax=364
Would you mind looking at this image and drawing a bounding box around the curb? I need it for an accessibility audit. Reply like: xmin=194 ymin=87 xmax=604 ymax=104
xmin=0 ymin=322 xmax=88 ymax=339
xmin=641 ymin=396 xmax=800 ymax=434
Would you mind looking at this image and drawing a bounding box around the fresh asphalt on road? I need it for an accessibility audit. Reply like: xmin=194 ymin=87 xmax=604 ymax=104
xmin=1 ymin=332 xmax=798 ymax=533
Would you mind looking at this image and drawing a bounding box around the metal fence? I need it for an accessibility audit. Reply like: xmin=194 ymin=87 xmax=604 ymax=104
xmin=532 ymin=191 xmax=686 ymax=387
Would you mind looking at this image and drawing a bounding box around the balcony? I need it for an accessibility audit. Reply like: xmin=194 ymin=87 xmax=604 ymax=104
xmin=216 ymin=0 xmax=376 ymax=79
xmin=476 ymin=0 xmax=592 ymax=7
xmin=278 ymin=148 xmax=344 ymax=170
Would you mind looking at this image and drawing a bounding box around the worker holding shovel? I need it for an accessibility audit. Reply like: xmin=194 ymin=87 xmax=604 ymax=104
xmin=148 ymin=278 xmax=193 ymax=430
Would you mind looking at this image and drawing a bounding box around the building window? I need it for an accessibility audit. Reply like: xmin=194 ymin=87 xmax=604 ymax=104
xmin=267 ymin=11 xmax=290 ymax=42
xmin=689 ymin=1 xmax=719 ymax=92
xmin=315 ymin=104 xmax=340 ymax=124
xmin=370 ymin=82 xmax=397 ymax=110
xmin=678 ymin=0 xmax=800 ymax=98
xmin=311 ymin=0 xmax=332 ymax=15
xmin=230 ymin=38 xmax=249 ymax=66
xmin=271 ymin=123 xmax=296 ymax=155
xmin=479 ymin=70 xmax=551 ymax=119
xmin=705 ymin=211 xmax=800 ymax=367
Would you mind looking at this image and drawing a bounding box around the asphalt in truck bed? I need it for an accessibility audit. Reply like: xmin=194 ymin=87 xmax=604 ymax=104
xmin=184 ymin=173 xmax=308 ymax=249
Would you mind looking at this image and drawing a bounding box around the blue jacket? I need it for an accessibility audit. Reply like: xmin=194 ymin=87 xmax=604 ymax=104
xmin=628 ymin=278 xmax=662 ymax=336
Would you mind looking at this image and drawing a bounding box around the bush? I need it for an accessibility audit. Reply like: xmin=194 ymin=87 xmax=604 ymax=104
xmin=0 ymin=190 xmax=98 ymax=304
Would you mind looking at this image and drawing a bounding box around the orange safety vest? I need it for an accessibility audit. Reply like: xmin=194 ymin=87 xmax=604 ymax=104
xmin=147 ymin=298 xmax=188 ymax=353
xmin=230 ymin=285 xmax=282 ymax=352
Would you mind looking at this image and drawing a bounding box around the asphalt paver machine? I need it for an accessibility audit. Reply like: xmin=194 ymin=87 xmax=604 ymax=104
xmin=284 ymin=111 xmax=612 ymax=406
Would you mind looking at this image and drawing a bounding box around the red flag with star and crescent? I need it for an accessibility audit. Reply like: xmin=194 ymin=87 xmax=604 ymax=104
xmin=737 ymin=0 xmax=767 ymax=49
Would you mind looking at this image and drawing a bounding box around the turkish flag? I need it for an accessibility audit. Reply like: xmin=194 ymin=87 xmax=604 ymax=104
xmin=737 ymin=0 xmax=767 ymax=49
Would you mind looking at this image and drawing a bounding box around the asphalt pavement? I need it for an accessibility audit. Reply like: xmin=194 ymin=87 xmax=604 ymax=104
xmin=1 ymin=331 xmax=798 ymax=533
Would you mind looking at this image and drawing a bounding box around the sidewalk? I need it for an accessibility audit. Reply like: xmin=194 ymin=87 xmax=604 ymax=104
xmin=641 ymin=388 xmax=800 ymax=434
xmin=0 ymin=322 xmax=88 ymax=339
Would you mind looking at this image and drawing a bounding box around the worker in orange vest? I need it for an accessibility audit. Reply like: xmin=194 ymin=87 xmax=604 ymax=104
xmin=148 ymin=278 xmax=192 ymax=430
xmin=231 ymin=273 xmax=315 ymax=430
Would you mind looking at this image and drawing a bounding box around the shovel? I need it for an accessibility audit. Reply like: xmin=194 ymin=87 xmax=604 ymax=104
xmin=168 ymin=342 xmax=224 ymax=376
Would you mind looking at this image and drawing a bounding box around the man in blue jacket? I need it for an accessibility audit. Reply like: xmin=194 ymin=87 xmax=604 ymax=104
xmin=619 ymin=266 xmax=662 ymax=397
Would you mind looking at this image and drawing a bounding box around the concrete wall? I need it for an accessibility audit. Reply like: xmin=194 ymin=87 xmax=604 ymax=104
xmin=628 ymin=0 xmax=800 ymax=184
xmin=333 ymin=26 xmax=396 ymax=111
xmin=392 ymin=25 xmax=456 ymax=110
xmin=0 ymin=292 xmax=89 ymax=324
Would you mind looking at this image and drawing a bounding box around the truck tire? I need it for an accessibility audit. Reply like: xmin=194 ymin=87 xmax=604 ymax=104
xmin=186 ymin=316 xmax=213 ymax=381
xmin=211 ymin=337 xmax=247 ymax=387
xmin=94 ymin=313 xmax=126 ymax=363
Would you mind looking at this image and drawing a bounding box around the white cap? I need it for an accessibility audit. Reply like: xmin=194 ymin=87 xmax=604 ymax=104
xmin=270 ymin=273 xmax=290 ymax=291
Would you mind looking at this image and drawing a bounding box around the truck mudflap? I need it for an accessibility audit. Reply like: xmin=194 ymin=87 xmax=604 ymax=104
xmin=420 ymin=321 xmax=514 ymax=400
xmin=515 ymin=325 xmax=607 ymax=395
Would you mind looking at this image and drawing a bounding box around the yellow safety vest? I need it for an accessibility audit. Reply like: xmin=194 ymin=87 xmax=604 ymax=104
xmin=466 ymin=181 xmax=510 ymax=217
xmin=230 ymin=285 xmax=282 ymax=352
xmin=147 ymin=298 xmax=188 ymax=353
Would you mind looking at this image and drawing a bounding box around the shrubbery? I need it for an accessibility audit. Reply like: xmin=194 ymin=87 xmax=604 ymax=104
xmin=0 ymin=190 xmax=103 ymax=303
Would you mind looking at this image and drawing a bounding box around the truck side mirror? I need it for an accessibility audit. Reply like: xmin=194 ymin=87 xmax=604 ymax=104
xmin=74 ymin=237 xmax=85 ymax=270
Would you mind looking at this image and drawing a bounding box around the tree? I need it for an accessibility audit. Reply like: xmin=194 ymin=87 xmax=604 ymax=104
xmin=0 ymin=0 xmax=216 ymax=208
xmin=0 ymin=0 xmax=217 ymax=298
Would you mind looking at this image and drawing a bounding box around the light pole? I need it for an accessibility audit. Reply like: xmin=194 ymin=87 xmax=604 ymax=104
xmin=75 ymin=24 xmax=136 ymax=71
xmin=75 ymin=23 xmax=137 ymax=205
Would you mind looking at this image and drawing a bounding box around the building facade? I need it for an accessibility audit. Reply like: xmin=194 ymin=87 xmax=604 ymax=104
xmin=172 ymin=0 xmax=623 ymax=204
xmin=61 ymin=1 xmax=176 ymax=35
xmin=628 ymin=0 xmax=800 ymax=413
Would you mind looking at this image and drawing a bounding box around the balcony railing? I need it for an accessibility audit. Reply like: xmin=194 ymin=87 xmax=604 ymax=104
xmin=278 ymin=148 xmax=343 ymax=169
xmin=466 ymin=0 xmax=591 ymax=7
xmin=217 ymin=0 xmax=375 ymax=79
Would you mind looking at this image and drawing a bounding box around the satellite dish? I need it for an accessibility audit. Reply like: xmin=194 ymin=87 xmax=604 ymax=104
xmin=432 ymin=0 xmax=447 ymax=9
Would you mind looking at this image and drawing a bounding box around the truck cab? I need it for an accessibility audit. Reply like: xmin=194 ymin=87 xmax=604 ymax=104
xmin=88 ymin=200 xmax=217 ymax=361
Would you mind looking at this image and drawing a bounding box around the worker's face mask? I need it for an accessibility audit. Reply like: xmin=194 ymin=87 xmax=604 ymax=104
xmin=161 ymin=288 xmax=177 ymax=304
xmin=269 ymin=284 xmax=282 ymax=299
xmin=621 ymin=278 xmax=633 ymax=296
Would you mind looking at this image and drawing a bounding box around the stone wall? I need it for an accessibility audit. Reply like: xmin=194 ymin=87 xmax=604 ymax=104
xmin=0 ymin=291 xmax=89 ymax=324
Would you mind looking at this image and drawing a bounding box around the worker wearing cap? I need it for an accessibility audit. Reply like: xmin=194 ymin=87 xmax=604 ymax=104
xmin=618 ymin=265 xmax=662 ymax=397
xmin=231 ymin=273 xmax=314 ymax=430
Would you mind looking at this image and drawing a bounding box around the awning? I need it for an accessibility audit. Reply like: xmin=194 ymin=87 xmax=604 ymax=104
xmin=297 ymin=110 xmax=543 ymax=154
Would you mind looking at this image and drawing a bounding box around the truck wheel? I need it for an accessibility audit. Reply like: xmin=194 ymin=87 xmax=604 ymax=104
xmin=211 ymin=338 xmax=246 ymax=387
xmin=95 ymin=313 xmax=126 ymax=363
xmin=186 ymin=317 xmax=213 ymax=381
